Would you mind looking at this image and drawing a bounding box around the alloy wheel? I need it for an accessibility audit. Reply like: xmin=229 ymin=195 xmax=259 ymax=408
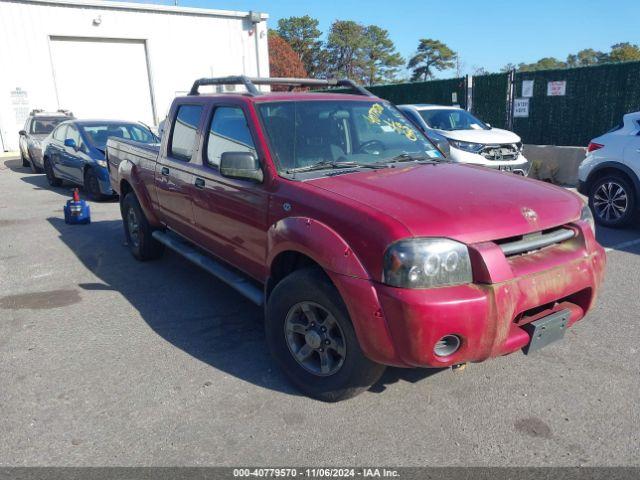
xmin=593 ymin=181 xmax=628 ymax=221
xmin=284 ymin=301 xmax=346 ymax=376
xmin=127 ymin=207 xmax=140 ymax=248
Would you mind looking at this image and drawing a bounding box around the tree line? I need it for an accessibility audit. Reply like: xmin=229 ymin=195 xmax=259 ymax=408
xmin=501 ymin=43 xmax=640 ymax=72
xmin=269 ymin=15 xmax=455 ymax=86
xmin=267 ymin=15 xmax=640 ymax=85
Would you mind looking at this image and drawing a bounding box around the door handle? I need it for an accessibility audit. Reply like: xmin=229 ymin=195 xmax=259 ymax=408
xmin=161 ymin=166 xmax=170 ymax=176
xmin=194 ymin=177 xmax=205 ymax=189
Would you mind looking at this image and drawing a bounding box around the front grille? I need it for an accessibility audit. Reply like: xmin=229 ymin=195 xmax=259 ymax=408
xmin=495 ymin=227 xmax=576 ymax=257
xmin=480 ymin=144 xmax=519 ymax=161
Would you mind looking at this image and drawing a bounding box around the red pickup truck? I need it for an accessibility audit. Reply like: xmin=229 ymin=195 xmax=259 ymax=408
xmin=107 ymin=76 xmax=606 ymax=401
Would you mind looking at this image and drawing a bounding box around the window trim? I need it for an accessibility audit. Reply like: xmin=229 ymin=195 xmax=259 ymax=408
xmin=168 ymin=103 xmax=204 ymax=162
xmin=202 ymin=103 xmax=258 ymax=170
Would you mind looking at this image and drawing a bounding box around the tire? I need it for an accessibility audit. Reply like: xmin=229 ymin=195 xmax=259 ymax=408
xmin=84 ymin=168 xmax=105 ymax=201
xmin=44 ymin=158 xmax=62 ymax=187
xmin=121 ymin=192 xmax=164 ymax=261
xmin=29 ymin=153 xmax=43 ymax=174
xmin=589 ymin=173 xmax=636 ymax=228
xmin=21 ymin=151 xmax=29 ymax=168
xmin=265 ymin=268 xmax=385 ymax=402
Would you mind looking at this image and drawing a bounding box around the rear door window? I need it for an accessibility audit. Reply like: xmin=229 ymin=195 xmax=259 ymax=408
xmin=205 ymin=107 xmax=256 ymax=167
xmin=169 ymin=105 xmax=203 ymax=161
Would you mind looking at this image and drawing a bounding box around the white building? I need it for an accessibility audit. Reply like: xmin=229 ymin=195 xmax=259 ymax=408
xmin=0 ymin=0 xmax=269 ymax=151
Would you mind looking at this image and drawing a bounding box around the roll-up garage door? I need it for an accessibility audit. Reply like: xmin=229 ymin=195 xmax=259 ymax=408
xmin=49 ymin=37 xmax=155 ymax=125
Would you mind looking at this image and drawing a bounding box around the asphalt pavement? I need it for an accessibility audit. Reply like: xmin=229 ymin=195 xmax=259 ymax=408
xmin=1 ymin=156 xmax=639 ymax=466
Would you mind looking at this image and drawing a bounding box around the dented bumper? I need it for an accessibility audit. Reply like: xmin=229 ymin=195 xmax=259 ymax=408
xmin=336 ymin=222 xmax=606 ymax=368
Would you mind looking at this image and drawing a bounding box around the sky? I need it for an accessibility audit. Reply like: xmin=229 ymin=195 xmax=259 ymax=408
xmin=125 ymin=0 xmax=639 ymax=77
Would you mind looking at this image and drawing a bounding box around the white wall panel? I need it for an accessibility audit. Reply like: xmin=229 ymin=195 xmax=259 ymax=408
xmin=0 ymin=0 xmax=269 ymax=151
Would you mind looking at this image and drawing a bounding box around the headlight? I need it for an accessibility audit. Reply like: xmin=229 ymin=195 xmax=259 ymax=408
xmin=449 ymin=140 xmax=484 ymax=153
xmin=96 ymin=160 xmax=107 ymax=168
xmin=580 ymin=204 xmax=595 ymax=234
xmin=383 ymin=238 xmax=473 ymax=288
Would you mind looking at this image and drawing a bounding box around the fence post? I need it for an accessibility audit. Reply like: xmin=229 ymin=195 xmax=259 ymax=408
xmin=505 ymin=69 xmax=516 ymax=130
xmin=465 ymin=75 xmax=473 ymax=112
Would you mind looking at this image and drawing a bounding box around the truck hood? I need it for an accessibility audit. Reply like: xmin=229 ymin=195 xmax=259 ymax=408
xmin=308 ymin=163 xmax=582 ymax=244
xmin=435 ymin=127 xmax=520 ymax=145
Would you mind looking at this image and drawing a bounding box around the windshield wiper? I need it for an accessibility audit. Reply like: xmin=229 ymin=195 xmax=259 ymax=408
xmin=286 ymin=160 xmax=386 ymax=174
xmin=374 ymin=152 xmax=438 ymax=165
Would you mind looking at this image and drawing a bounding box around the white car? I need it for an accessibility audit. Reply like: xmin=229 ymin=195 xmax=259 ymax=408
xmin=397 ymin=104 xmax=529 ymax=175
xmin=578 ymin=111 xmax=640 ymax=227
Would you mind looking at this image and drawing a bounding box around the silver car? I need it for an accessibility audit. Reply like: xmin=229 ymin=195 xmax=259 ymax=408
xmin=19 ymin=110 xmax=74 ymax=173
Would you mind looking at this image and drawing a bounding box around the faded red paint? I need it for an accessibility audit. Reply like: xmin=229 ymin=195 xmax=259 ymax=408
xmin=109 ymin=90 xmax=607 ymax=370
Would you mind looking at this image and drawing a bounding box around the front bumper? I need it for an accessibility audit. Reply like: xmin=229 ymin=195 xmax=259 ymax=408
xmin=337 ymin=222 xmax=605 ymax=368
xmin=449 ymin=148 xmax=530 ymax=176
xmin=96 ymin=165 xmax=115 ymax=195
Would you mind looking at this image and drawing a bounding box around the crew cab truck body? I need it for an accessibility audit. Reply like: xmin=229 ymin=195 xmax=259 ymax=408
xmin=107 ymin=76 xmax=606 ymax=401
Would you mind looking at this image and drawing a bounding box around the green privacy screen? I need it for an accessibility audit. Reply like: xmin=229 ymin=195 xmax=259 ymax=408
xmin=511 ymin=61 xmax=640 ymax=146
xmin=471 ymin=73 xmax=509 ymax=130
xmin=341 ymin=60 xmax=640 ymax=146
xmin=367 ymin=78 xmax=467 ymax=108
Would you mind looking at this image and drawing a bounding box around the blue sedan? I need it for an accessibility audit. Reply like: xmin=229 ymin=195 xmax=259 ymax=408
xmin=42 ymin=120 xmax=158 ymax=200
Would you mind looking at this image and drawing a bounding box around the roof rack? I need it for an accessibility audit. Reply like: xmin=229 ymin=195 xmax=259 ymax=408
xmin=188 ymin=76 xmax=375 ymax=97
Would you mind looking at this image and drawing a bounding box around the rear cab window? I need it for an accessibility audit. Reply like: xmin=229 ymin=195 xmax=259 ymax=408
xmin=31 ymin=117 xmax=65 ymax=135
xmin=205 ymin=107 xmax=256 ymax=167
xmin=169 ymin=105 xmax=203 ymax=161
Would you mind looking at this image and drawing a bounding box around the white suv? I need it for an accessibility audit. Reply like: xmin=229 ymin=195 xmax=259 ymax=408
xmin=578 ymin=111 xmax=640 ymax=227
xmin=398 ymin=104 xmax=529 ymax=176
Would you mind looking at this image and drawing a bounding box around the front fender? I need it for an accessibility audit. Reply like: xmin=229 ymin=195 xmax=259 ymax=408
xmin=267 ymin=217 xmax=403 ymax=366
xmin=118 ymin=160 xmax=162 ymax=227
xmin=267 ymin=217 xmax=369 ymax=278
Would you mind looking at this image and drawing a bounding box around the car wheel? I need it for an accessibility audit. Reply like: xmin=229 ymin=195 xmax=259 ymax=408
xmin=265 ymin=268 xmax=385 ymax=402
xmin=84 ymin=169 xmax=105 ymax=201
xmin=44 ymin=158 xmax=62 ymax=187
xmin=121 ymin=192 xmax=164 ymax=261
xmin=21 ymin=151 xmax=29 ymax=168
xmin=589 ymin=174 xmax=636 ymax=228
xmin=29 ymin=153 xmax=43 ymax=174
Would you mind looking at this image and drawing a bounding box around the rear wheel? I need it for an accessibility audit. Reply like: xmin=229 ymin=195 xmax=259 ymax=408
xmin=29 ymin=153 xmax=43 ymax=173
xmin=121 ymin=192 xmax=164 ymax=261
xmin=84 ymin=169 xmax=105 ymax=201
xmin=44 ymin=158 xmax=62 ymax=187
xmin=589 ymin=174 xmax=636 ymax=228
xmin=265 ymin=268 xmax=385 ymax=402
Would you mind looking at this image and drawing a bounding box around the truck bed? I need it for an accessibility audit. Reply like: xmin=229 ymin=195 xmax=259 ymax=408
xmin=106 ymin=138 xmax=160 ymax=196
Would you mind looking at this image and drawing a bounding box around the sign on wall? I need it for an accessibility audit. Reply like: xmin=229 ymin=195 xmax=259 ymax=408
xmin=513 ymin=98 xmax=529 ymax=118
xmin=10 ymin=88 xmax=29 ymax=124
xmin=547 ymin=81 xmax=566 ymax=96
xmin=522 ymin=80 xmax=534 ymax=98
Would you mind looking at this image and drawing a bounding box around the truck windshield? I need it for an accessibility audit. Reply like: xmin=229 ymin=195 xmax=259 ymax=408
xmin=256 ymin=100 xmax=442 ymax=174
xmin=30 ymin=117 xmax=66 ymax=135
xmin=419 ymin=109 xmax=490 ymax=131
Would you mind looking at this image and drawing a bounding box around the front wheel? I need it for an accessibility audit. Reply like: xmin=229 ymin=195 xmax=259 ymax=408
xmin=44 ymin=158 xmax=62 ymax=187
xmin=266 ymin=268 xmax=385 ymax=402
xmin=121 ymin=192 xmax=164 ymax=261
xmin=84 ymin=169 xmax=106 ymax=201
xmin=21 ymin=151 xmax=29 ymax=168
xmin=589 ymin=174 xmax=636 ymax=228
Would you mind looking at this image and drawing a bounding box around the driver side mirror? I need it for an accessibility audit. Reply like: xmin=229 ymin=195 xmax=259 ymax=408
xmin=64 ymin=138 xmax=78 ymax=150
xmin=19 ymin=130 xmax=26 ymax=136
xmin=220 ymin=152 xmax=263 ymax=183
